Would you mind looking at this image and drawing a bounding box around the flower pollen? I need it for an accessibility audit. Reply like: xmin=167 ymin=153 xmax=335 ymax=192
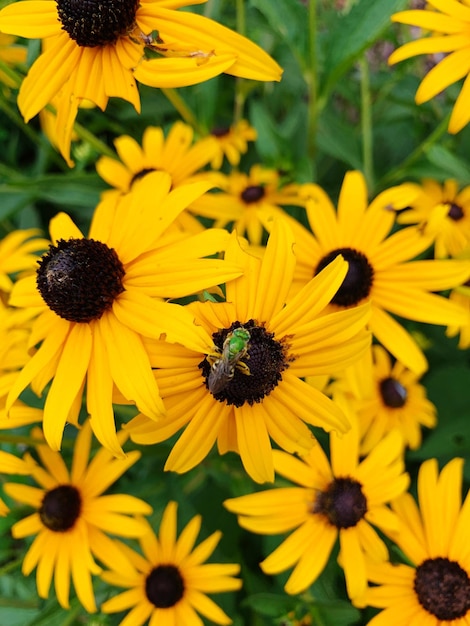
xmin=39 ymin=485 xmax=82 ymax=532
xmin=313 ymin=477 xmax=367 ymax=528
xmin=36 ymin=238 xmax=125 ymax=323
xmin=56 ymin=0 xmax=139 ymax=47
xmin=200 ymin=320 xmax=290 ymax=407
xmin=145 ymin=565 xmax=185 ymax=608
xmin=414 ymin=558 xmax=470 ymax=620
xmin=315 ymin=247 xmax=374 ymax=307
xmin=380 ymin=377 xmax=407 ymax=408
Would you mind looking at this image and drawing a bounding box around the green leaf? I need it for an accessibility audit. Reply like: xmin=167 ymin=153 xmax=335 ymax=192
xmin=242 ymin=592 xmax=296 ymax=617
xmin=425 ymin=145 xmax=470 ymax=184
xmin=315 ymin=599 xmax=362 ymax=626
xmin=250 ymin=0 xmax=307 ymax=61
xmin=409 ymin=365 xmax=470 ymax=468
xmin=322 ymin=0 xmax=408 ymax=98
xmin=317 ymin=108 xmax=362 ymax=170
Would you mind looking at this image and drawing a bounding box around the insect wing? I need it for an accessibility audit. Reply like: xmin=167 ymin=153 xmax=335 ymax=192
xmin=207 ymin=358 xmax=234 ymax=394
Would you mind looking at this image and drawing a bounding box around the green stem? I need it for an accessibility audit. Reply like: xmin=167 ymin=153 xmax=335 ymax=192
xmin=73 ymin=120 xmax=116 ymax=159
xmin=233 ymin=0 xmax=246 ymax=123
xmin=359 ymin=54 xmax=374 ymax=189
xmin=161 ymin=87 xmax=200 ymax=130
xmin=0 ymin=558 xmax=23 ymax=577
xmin=306 ymin=0 xmax=318 ymax=180
xmin=379 ymin=113 xmax=450 ymax=187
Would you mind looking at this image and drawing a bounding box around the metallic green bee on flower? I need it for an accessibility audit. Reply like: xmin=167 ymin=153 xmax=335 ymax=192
xmin=207 ymin=328 xmax=251 ymax=394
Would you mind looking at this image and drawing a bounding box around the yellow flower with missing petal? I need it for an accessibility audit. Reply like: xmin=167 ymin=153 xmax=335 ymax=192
xmin=0 ymin=0 xmax=282 ymax=164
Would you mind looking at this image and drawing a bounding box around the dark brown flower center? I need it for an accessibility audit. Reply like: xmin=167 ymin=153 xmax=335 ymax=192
xmin=414 ymin=558 xmax=470 ymax=620
xmin=447 ymin=203 xmax=464 ymax=221
xmin=313 ymin=477 xmax=367 ymax=528
xmin=36 ymin=238 xmax=125 ymax=323
xmin=211 ymin=126 xmax=230 ymax=137
xmin=39 ymin=485 xmax=82 ymax=532
xmin=199 ymin=320 xmax=290 ymax=407
xmin=380 ymin=376 xmax=407 ymax=408
xmin=56 ymin=0 xmax=139 ymax=47
xmin=145 ymin=565 xmax=185 ymax=608
xmin=241 ymin=185 xmax=266 ymax=204
xmin=315 ymin=247 xmax=374 ymax=307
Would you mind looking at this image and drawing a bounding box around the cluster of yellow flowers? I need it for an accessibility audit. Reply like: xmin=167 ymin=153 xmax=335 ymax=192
xmin=1 ymin=1 xmax=470 ymax=626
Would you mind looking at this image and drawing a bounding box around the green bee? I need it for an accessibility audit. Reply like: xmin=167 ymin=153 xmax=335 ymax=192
xmin=207 ymin=328 xmax=251 ymax=394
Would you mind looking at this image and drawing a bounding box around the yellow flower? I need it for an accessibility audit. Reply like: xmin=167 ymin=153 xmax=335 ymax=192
xmin=389 ymin=1 xmax=470 ymax=133
xmin=126 ymin=220 xmax=371 ymax=483
xmin=0 ymin=0 xmax=282 ymax=164
xmin=360 ymin=457 xmax=470 ymax=625
xmin=209 ymin=119 xmax=258 ymax=170
xmin=101 ymin=501 xmax=242 ymax=626
xmin=3 ymin=420 xmax=152 ymax=613
xmin=0 ymin=32 xmax=27 ymax=87
xmin=191 ymin=164 xmax=304 ymax=245
xmin=333 ymin=345 xmax=437 ymax=454
xmin=96 ymin=121 xmax=219 ymax=233
xmin=397 ymin=179 xmax=470 ymax=258
xmin=224 ymin=413 xmax=409 ymax=601
xmin=285 ymin=171 xmax=470 ymax=374
xmin=6 ymin=173 xmax=242 ymax=454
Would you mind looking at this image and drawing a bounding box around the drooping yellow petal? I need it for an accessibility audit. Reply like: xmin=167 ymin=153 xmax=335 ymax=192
xmin=18 ymin=35 xmax=80 ymax=122
xmin=43 ymin=323 xmax=92 ymax=451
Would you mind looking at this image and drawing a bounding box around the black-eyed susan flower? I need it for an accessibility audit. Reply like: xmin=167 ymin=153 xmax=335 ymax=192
xmin=224 ymin=412 xmax=409 ymax=601
xmin=126 ymin=220 xmax=371 ymax=484
xmin=191 ymin=164 xmax=304 ymax=245
xmin=3 ymin=420 xmax=152 ymax=613
xmin=397 ymin=179 xmax=470 ymax=258
xmin=97 ymin=121 xmax=218 ymax=196
xmin=333 ymin=344 xmax=437 ymax=454
xmin=96 ymin=121 xmax=219 ymax=233
xmin=0 ymin=32 xmax=26 ymax=87
xmin=101 ymin=500 xmax=242 ymax=626
xmin=389 ymin=1 xmax=470 ymax=134
xmin=283 ymin=171 xmax=470 ymax=375
xmin=6 ymin=172 xmax=242 ymax=455
xmin=360 ymin=457 xmax=470 ymax=625
xmin=209 ymin=119 xmax=257 ymax=170
xmin=0 ymin=0 xmax=282 ymax=164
